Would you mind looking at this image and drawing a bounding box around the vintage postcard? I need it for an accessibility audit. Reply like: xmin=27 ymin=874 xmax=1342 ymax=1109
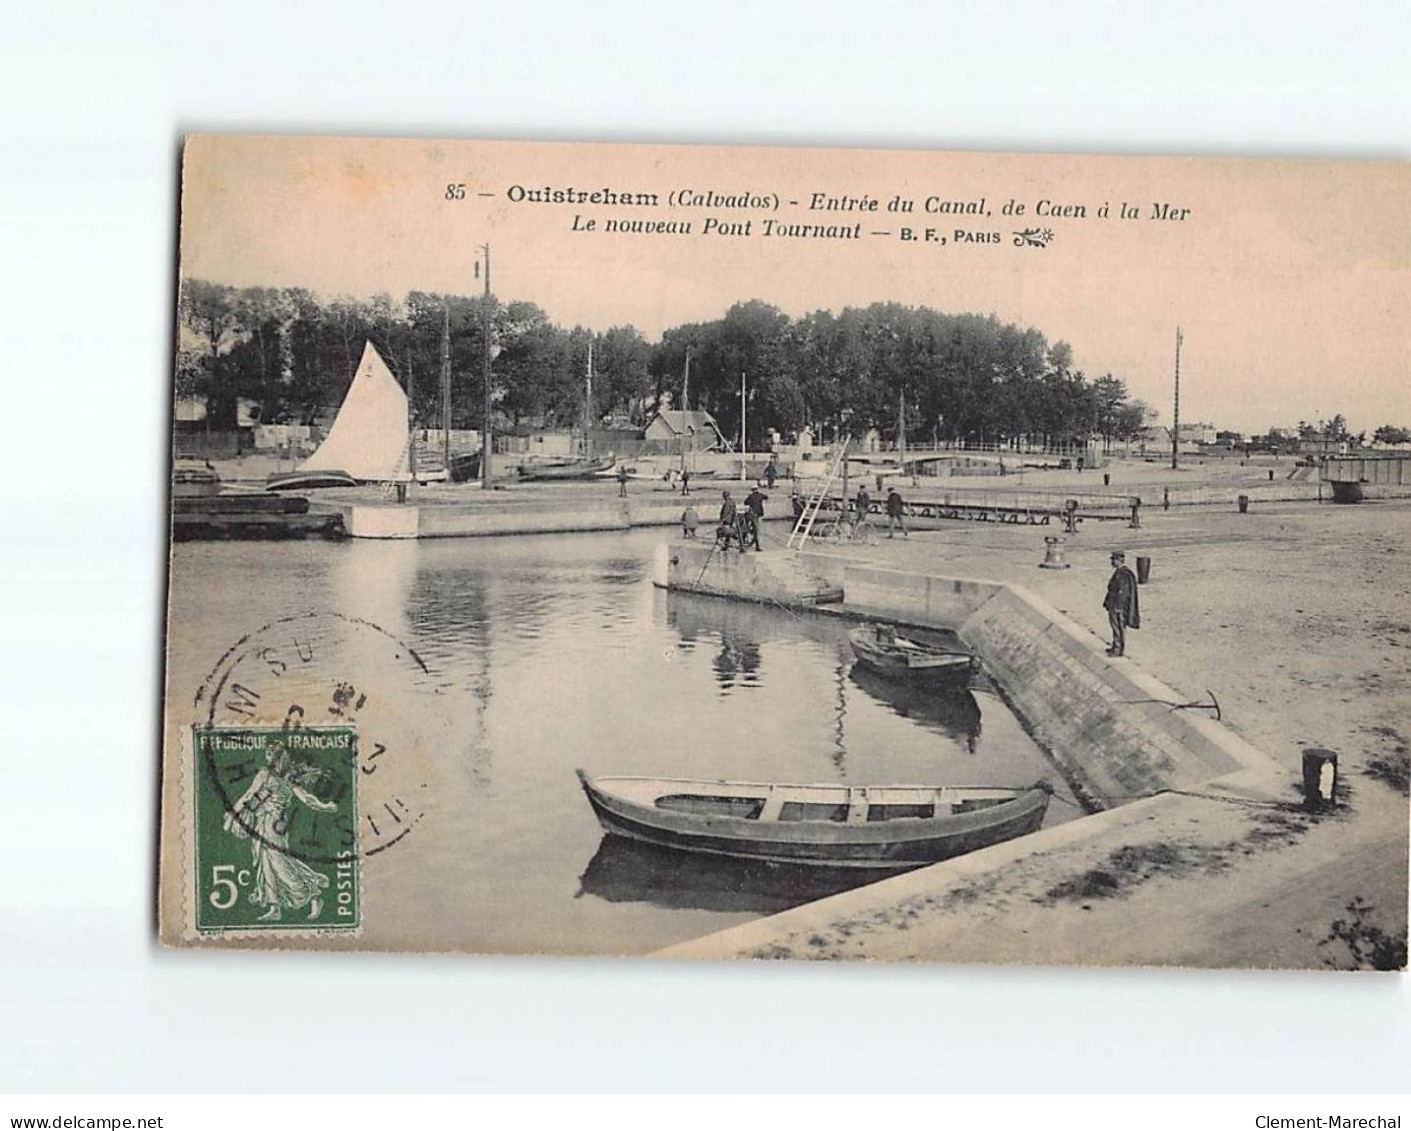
xmin=159 ymin=134 xmax=1409 ymax=967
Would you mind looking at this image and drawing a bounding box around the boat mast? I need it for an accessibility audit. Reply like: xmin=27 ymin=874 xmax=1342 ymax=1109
xmin=481 ymin=244 xmax=493 ymax=491
xmin=679 ymin=345 xmax=691 ymax=476
xmin=407 ymin=345 xmax=416 ymax=481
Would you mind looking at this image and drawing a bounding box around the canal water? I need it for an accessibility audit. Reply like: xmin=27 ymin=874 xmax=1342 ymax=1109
xmin=167 ymin=529 xmax=1073 ymax=956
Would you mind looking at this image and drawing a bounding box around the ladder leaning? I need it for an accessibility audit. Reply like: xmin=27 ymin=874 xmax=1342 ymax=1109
xmin=787 ymin=437 xmax=850 ymax=549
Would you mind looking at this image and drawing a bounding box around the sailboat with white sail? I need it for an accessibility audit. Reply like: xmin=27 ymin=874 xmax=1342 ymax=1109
xmin=268 ymin=340 xmax=410 ymax=490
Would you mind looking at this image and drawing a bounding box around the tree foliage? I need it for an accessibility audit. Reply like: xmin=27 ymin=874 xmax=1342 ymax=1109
xmin=176 ymin=281 xmax=1151 ymax=446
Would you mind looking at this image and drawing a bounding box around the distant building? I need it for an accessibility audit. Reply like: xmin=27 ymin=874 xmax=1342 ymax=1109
xmin=1177 ymin=421 xmax=1217 ymax=445
xmin=1298 ymin=436 xmax=1353 ymax=457
xmin=172 ymin=393 xmax=257 ymax=458
xmin=523 ymin=430 xmax=576 ymax=458
xmin=642 ymin=409 xmax=727 ymax=452
xmin=1134 ymin=423 xmax=1212 ymax=456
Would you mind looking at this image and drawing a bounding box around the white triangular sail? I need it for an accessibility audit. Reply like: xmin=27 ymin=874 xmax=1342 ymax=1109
xmin=300 ymin=341 xmax=410 ymax=482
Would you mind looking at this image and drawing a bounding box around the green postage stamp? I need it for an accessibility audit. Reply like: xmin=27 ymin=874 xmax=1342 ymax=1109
xmin=192 ymin=726 xmax=360 ymax=934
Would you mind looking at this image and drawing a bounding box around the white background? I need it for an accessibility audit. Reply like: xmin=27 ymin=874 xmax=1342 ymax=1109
xmin=2 ymin=0 xmax=1408 ymax=1094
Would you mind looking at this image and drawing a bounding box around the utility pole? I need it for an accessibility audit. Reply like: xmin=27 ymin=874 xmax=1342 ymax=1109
xmin=480 ymin=244 xmax=493 ymax=491
xmin=840 ymin=419 xmax=850 ymax=506
xmin=1171 ymin=325 xmax=1182 ymax=470
xmin=898 ymin=388 xmax=908 ymax=483
xmin=740 ymin=370 xmax=747 ymax=483
xmin=585 ymin=339 xmax=594 ymax=458
xmin=440 ymin=301 xmax=451 ymax=474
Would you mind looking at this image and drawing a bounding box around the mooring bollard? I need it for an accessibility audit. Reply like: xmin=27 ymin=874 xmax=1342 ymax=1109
xmin=1237 ymin=494 xmax=1249 ymax=514
xmin=1268 ymin=469 xmax=1275 ymax=481
xmin=1129 ymin=497 xmax=1142 ymax=528
xmin=1136 ymin=555 xmax=1151 ymax=584
xmin=1063 ymin=498 xmax=1079 ymax=534
xmin=1301 ymin=748 xmax=1338 ymax=811
xmin=1039 ymin=536 xmax=1069 ymax=569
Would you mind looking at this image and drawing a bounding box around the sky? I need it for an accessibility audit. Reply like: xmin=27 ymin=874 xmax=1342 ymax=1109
xmin=179 ymin=135 xmax=1411 ymax=435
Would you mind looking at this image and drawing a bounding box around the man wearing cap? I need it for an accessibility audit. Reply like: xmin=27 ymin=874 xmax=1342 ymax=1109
xmin=1103 ymin=551 xmax=1140 ymax=656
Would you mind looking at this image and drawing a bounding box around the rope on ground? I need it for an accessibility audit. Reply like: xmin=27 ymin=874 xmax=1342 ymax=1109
xmin=1046 ymin=785 xmax=1295 ymax=813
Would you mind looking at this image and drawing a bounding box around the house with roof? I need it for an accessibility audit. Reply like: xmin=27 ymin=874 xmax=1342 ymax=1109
xmin=642 ymin=409 xmax=727 ymax=453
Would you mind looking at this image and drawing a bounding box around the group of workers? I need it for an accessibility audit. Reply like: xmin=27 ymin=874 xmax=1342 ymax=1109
xmin=787 ymin=482 xmax=911 ymax=539
xmin=674 ymin=469 xmax=1146 ymax=660
xmin=680 ymin=486 xmax=769 ymax=551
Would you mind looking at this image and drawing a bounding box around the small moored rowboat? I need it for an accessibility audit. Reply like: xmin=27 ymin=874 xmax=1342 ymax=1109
xmin=576 ymin=771 xmax=1052 ymax=869
xmin=517 ymin=455 xmax=617 ymax=481
xmin=266 ymin=468 xmax=358 ymax=491
xmin=849 ymin=623 xmax=978 ymax=682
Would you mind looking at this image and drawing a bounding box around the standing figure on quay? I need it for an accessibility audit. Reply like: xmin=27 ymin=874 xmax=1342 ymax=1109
xmin=1103 ymin=551 xmax=1141 ymax=657
xmin=716 ymin=490 xmax=739 ymax=549
xmin=886 ymin=486 xmax=909 ymax=538
xmin=743 ymin=486 xmax=767 ymax=552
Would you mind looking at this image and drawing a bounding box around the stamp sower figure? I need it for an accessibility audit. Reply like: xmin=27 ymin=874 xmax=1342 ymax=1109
xmin=681 ymin=504 xmax=699 ymax=539
xmin=223 ymin=742 xmax=338 ymax=922
xmin=886 ymin=486 xmax=908 ymax=538
xmin=1103 ymin=550 xmax=1141 ymax=656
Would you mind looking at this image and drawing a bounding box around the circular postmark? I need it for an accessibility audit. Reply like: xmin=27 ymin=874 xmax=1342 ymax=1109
xmin=194 ymin=611 xmax=442 ymax=865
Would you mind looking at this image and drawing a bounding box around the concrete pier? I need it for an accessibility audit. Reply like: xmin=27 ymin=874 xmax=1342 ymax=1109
xmin=651 ymin=500 xmax=1410 ymax=968
xmin=661 ymin=541 xmax=1280 ymax=808
xmin=315 ymin=487 xmax=796 ymax=540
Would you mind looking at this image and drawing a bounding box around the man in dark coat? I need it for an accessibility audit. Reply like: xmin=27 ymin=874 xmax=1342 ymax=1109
xmin=742 ymin=486 xmax=767 ymax=551
xmin=1103 ymin=550 xmax=1140 ymax=656
xmin=717 ymin=490 xmax=739 ymax=549
xmin=885 ymin=487 xmax=908 ymax=538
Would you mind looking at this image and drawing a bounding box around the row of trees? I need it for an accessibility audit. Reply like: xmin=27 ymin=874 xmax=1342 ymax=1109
xmin=177 ymin=281 xmax=1155 ymax=449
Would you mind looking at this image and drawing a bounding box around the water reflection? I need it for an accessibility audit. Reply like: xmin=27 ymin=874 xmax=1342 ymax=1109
xmin=576 ymin=834 xmax=900 ymax=915
xmin=847 ymin=665 xmax=984 ymax=754
xmin=172 ymin=530 xmax=1070 ymax=954
xmin=711 ymin=636 xmax=762 ymax=689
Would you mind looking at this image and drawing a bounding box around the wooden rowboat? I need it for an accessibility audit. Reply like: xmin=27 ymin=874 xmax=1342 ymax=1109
xmin=577 ymin=770 xmax=1052 ymax=869
xmin=517 ymin=455 xmax=617 ymax=481
xmin=266 ymin=468 xmax=358 ymax=491
xmin=849 ymin=623 xmax=978 ymax=682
